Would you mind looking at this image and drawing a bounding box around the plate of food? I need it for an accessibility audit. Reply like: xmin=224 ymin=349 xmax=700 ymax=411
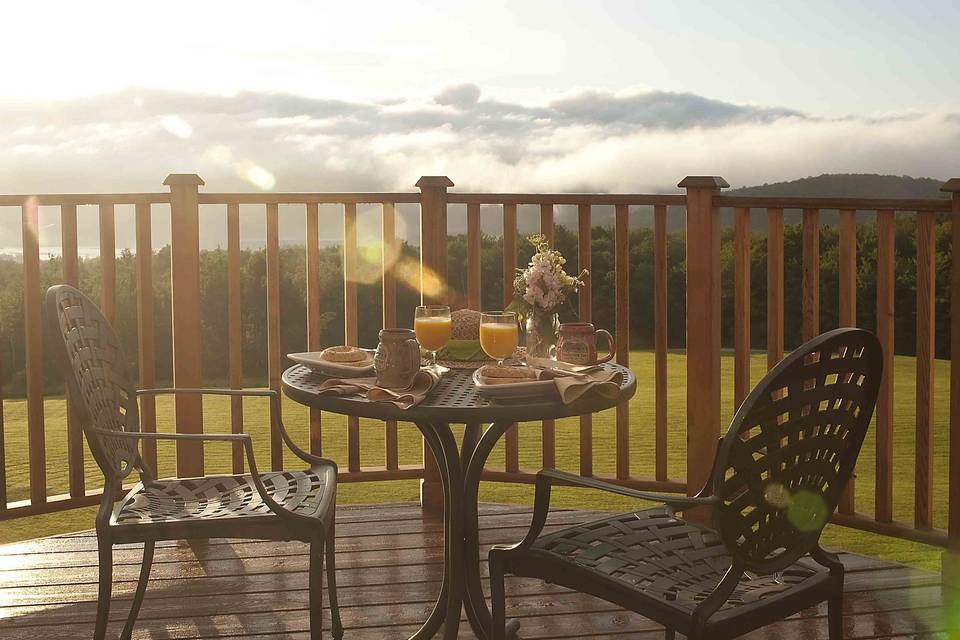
xmin=288 ymin=346 xmax=375 ymax=378
xmin=472 ymin=364 xmax=558 ymax=400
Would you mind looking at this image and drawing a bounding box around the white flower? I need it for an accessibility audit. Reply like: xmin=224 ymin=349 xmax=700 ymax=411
xmin=513 ymin=234 xmax=588 ymax=313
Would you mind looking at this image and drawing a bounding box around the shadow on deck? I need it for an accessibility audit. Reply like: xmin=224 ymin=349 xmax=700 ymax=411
xmin=0 ymin=503 xmax=945 ymax=639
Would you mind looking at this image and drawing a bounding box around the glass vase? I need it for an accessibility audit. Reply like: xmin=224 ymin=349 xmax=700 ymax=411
xmin=525 ymin=309 xmax=560 ymax=359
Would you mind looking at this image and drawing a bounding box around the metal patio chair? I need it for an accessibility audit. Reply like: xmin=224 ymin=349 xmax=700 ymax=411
xmin=46 ymin=284 xmax=343 ymax=640
xmin=490 ymin=327 xmax=882 ymax=640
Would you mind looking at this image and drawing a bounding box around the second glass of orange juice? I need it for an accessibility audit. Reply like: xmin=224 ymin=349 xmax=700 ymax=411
xmin=480 ymin=311 xmax=519 ymax=367
xmin=415 ymin=305 xmax=451 ymax=374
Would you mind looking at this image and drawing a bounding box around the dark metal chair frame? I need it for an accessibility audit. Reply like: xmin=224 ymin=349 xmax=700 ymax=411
xmin=489 ymin=327 xmax=883 ymax=640
xmin=46 ymin=284 xmax=343 ymax=640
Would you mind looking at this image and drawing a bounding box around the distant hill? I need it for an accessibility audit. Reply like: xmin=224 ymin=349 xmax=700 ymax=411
xmin=727 ymin=173 xmax=949 ymax=200
xmin=715 ymin=173 xmax=950 ymax=231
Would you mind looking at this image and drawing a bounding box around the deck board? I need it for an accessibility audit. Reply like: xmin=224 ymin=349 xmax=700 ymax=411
xmin=0 ymin=504 xmax=945 ymax=639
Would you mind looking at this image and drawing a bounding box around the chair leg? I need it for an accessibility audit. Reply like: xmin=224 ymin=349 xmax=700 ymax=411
xmin=828 ymin=594 xmax=843 ymax=640
xmin=489 ymin=550 xmax=507 ymax=640
xmin=665 ymin=629 xmax=675 ymax=640
xmin=309 ymin=537 xmax=325 ymax=640
xmin=95 ymin=538 xmax=113 ymax=640
xmin=120 ymin=540 xmax=155 ymax=640
xmin=325 ymin=521 xmax=344 ymax=640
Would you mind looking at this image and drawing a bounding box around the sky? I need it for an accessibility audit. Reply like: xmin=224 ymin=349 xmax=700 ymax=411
xmin=1 ymin=0 xmax=959 ymax=248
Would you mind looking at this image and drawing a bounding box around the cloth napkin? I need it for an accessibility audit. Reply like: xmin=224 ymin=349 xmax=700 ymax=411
xmin=315 ymin=369 xmax=439 ymax=409
xmin=534 ymin=367 xmax=623 ymax=404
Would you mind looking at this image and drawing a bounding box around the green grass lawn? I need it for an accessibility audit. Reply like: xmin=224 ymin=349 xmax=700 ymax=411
xmin=0 ymin=351 xmax=951 ymax=571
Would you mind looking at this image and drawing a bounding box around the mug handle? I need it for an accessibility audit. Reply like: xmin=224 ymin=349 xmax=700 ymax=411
xmin=595 ymin=329 xmax=616 ymax=364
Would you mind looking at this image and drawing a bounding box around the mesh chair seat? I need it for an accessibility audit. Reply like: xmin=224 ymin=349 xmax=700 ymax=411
xmin=530 ymin=507 xmax=828 ymax=615
xmin=114 ymin=469 xmax=333 ymax=525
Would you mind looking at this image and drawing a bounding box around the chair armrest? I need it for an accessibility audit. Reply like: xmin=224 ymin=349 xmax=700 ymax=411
xmin=538 ymin=469 xmax=718 ymax=510
xmin=134 ymin=388 xmax=334 ymax=468
xmin=135 ymin=387 xmax=274 ymax=398
xmin=510 ymin=470 xmax=718 ymax=552
xmin=94 ymin=428 xmax=250 ymax=443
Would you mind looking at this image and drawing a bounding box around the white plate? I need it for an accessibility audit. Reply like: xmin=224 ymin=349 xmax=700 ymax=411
xmin=288 ymin=350 xmax=375 ymax=378
xmin=472 ymin=368 xmax=558 ymax=400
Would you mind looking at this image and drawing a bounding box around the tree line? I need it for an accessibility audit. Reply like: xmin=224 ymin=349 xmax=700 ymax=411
xmin=0 ymin=214 xmax=950 ymax=398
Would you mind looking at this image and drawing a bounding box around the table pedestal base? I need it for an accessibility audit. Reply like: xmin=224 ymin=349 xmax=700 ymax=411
xmin=414 ymin=421 xmax=520 ymax=640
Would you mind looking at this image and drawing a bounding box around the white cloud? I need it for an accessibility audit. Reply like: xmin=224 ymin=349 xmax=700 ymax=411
xmin=0 ymin=85 xmax=957 ymax=199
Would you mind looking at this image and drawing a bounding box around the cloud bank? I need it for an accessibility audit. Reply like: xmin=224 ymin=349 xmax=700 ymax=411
xmin=3 ymin=84 xmax=957 ymax=199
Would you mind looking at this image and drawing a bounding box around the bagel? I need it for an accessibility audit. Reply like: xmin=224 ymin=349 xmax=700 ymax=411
xmin=320 ymin=345 xmax=366 ymax=363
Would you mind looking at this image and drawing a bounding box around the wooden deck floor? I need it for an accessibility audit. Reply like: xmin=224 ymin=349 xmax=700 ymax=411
xmin=0 ymin=503 xmax=946 ymax=639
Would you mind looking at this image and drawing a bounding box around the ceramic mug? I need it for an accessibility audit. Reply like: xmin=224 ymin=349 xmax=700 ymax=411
xmin=556 ymin=322 xmax=616 ymax=366
xmin=375 ymin=328 xmax=421 ymax=389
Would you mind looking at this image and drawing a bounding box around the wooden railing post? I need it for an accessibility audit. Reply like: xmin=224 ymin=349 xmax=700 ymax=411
xmin=417 ymin=176 xmax=453 ymax=513
xmin=681 ymin=176 xmax=728 ymax=505
xmin=943 ymin=178 xmax=960 ymax=595
xmin=164 ymin=173 xmax=205 ymax=477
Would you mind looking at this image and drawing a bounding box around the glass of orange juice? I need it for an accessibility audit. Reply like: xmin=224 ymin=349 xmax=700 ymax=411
xmin=415 ymin=305 xmax=452 ymax=374
xmin=480 ymin=311 xmax=519 ymax=367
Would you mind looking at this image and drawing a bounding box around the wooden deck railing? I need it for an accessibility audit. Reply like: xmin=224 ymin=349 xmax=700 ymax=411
xmin=2 ymin=175 xmax=959 ymax=567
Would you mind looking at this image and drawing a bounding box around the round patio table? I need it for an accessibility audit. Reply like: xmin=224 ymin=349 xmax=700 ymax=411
xmin=282 ymin=363 xmax=637 ymax=640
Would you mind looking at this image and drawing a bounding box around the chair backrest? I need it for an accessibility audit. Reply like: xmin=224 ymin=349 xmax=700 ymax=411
xmin=710 ymin=328 xmax=882 ymax=573
xmin=46 ymin=284 xmax=142 ymax=481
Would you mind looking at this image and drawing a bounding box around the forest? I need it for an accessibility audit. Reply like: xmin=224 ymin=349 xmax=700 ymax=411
xmin=0 ymin=212 xmax=951 ymax=397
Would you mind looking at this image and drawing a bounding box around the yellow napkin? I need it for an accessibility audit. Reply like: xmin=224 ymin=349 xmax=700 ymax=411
xmin=316 ymin=369 xmax=439 ymax=409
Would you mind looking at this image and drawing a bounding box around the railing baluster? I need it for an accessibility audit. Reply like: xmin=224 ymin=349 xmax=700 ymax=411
xmin=539 ymin=204 xmax=556 ymax=469
xmin=578 ymin=204 xmax=593 ymax=477
xmin=61 ymin=204 xmax=86 ymax=496
xmin=135 ymin=203 xmax=158 ymax=472
xmin=227 ymin=202 xmax=245 ymax=472
xmin=99 ymin=203 xmax=116 ymax=323
xmin=266 ymin=202 xmax=283 ymax=471
xmin=801 ymin=208 xmax=819 ymax=341
xmin=614 ymin=203 xmax=630 ymax=480
xmin=344 ymin=203 xmax=361 ymax=473
xmin=945 ymin=179 xmax=960 ymax=552
xmin=838 ymin=209 xmax=857 ymax=329
xmin=767 ymin=208 xmax=784 ymax=369
xmin=502 ymin=203 xmax=519 ymax=473
xmin=654 ymin=204 xmax=668 ymax=481
xmin=733 ymin=206 xmax=751 ymax=410
xmin=875 ymin=209 xmax=895 ymax=523
xmin=306 ymin=202 xmax=323 ymax=457
xmin=467 ymin=203 xmax=481 ymax=310
xmin=838 ymin=208 xmax=857 ymax=514
xmin=22 ymin=198 xmax=46 ymax=505
xmin=382 ymin=202 xmax=399 ymax=471
xmin=915 ymin=210 xmax=936 ymax=531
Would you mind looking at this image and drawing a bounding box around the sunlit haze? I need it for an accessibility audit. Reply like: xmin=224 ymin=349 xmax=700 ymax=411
xmin=2 ymin=1 xmax=958 ymax=197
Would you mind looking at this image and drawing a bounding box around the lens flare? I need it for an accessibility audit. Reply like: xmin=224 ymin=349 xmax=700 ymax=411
xmin=161 ymin=114 xmax=192 ymax=139
xmin=787 ymin=490 xmax=829 ymax=532
xmin=21 ymin=196 xmax=39 ymax=245
xmin=388 ymin=252 xmax=446 ymax=301
xmin=236 ymin=161 xmax=276 ymax=190
xmin=763 ymin=482 xmax=792 ymax=509
xmin=347 ymin=245 xmax=386 ymax=285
